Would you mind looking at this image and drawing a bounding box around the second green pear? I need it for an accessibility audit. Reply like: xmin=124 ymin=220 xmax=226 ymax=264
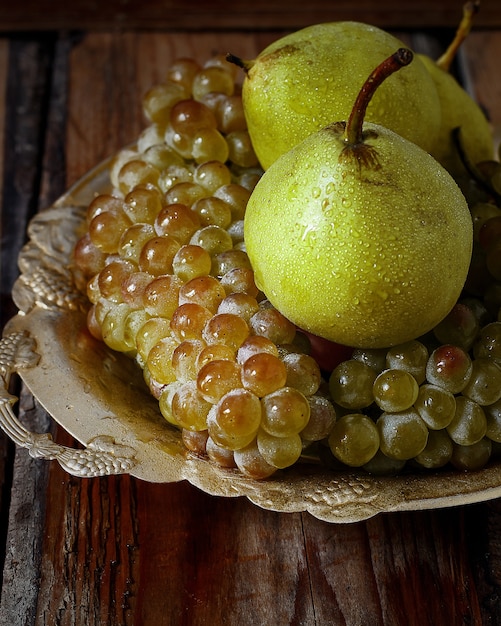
xmin=241 ymin=22 xmax=442 ymax=169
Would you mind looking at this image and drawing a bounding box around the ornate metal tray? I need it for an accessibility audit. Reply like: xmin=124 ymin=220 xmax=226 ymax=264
xmin=2 ymin=159 xmax=501 ymax=524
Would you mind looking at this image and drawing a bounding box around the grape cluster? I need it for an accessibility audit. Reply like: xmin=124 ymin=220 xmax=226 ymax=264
xmin=74 ymin=54 xmax=501 ymax=480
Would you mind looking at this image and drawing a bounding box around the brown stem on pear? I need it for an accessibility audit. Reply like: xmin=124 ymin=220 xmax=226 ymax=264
xmin=436 ymin=1 xmax=480 ymax=71
xmin=226 ymin=53 xmax=255 ymax=73
xmin=343 ymin=48 xmax=413 ymax=147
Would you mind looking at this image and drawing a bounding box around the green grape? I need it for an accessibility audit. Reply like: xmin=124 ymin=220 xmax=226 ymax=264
xmin=233 ymin=440 xmax=277 ymax=479
xmin=432 ymin=303 xmax=480 ymax=351
xmin=351 ymin=347 xmax=387 ymax=373
xmin=329 ymin=359 xmax=376 ymax=410
xmin=260 ymin=387 xmax=310 ymax=437
xmin=484 ymin=398 xmax=501 ymax=442
xmin=172 ymin=380 xmax=212 ymax=431
xmin=300 ymin=395 xmax=337 ymax=442
xmin=256 ymin=429 xmax=303 ymax=469
xmin=328 ymin=413 xmax=379 ymax=467
xmin=413 ymin=429 xmax=453 ymax=469
xmin=377 ymin=410 xmax=429 ymax=460
xmin=414 ymin=384 xmax=456 ymax=430
xmin=473 ymin=322 xmax=501 ymax=365
xmin=372 ymin=368 xmax=419 ymax=413
xmin=462 ymin=358 xmax=501 ymax=406
xmin=446 ymin=396 xmax=487 ymax=446
xmin=362 ymin=449 xmax=406 ymax=476
xmin=386 ymin=340 xmax=428 ymax=383
xmin=450 ymin=438 xmax=492 ymax=471
xmin=100 ymin=303 xmax=133 ymax=353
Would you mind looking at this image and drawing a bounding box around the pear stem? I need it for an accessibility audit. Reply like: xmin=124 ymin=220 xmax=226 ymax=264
xmin=436 ymin=1 xmax=480 ymax=71
xmin=226 ymin=53 xmax=255 ymax=73
xmin=343 ymin=48 xmax=413 ymax=147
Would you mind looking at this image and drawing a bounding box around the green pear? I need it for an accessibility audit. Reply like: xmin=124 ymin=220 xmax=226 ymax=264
xmin=244 ymin=49 xmax=472 ymax=349
xmin=419 ymin=2 xmax=494 ymax=192
xmin=232 ymin=21 xmax=441 ymax=170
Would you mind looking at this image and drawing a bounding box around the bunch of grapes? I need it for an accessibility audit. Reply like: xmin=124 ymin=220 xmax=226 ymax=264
xmin=74 ymin=54 xmax=501 ymax=480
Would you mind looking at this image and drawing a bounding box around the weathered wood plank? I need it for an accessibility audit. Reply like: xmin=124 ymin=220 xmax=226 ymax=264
xmin=0 ymin=0 xmax=500 ymax=31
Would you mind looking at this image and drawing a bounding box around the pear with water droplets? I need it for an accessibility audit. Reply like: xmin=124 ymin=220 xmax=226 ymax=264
xmin=419 ymin=2 xmax=494 ymax=193
xmin=232 ymin=21 xmax=441 ymax=170
xmin=244 ymin=50 xmax=473 ymax=349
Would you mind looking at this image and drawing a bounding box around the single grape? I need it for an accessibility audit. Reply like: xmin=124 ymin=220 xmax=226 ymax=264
xmin=450 ymin=438 xmax=492 ymax=471
xmin=202 ymin=312 xmax=250 ymax=351
xmin=236 ymin=335 xmax=279 ymax=364
xmin=172 ymin=244 xmax=212 ymax=282
xmin=260 ymin=387 xmax=310 ymax=437
xmin=256 ymin=429 xmax=303 ymax=469
xmin=197 ymin=359 xmax=242 ymax=404
xmin=154 ymin=203 xmax=201 ymax=242
xmin=123 ymin=186 xmax=163 ymax=224
xmin=196 ymin=343 xmax=235 ymax=369
xmin=206 ymin=436 xmax=236 ymax=468
xmin=329 ymin=359 xmax=376 ymax=410
xmin=328 ymin=413 xmax=379 ymax=467
xmin=484 ymin=398 xmax=501 ymax=442
xmin=178 ymin=275 xmax=226 ymax=312
xmin=425 ymin=345 xmax=473 ymax=394
xmin=377 ymin=410 xmax=429 ymax=460
xmin=182 ymin=428 xmax=210 ymax=455
xmin=233 ymin=441 xmax=277 ymax=479
xmin=138 ymin=234 xmax=181 ymax=276
xmin=192 ymin=196 xmax=232 ymax=228
xmin=100 ymin=303 xmax=133 ymax=353
xmin=433 ymin=303 xmax=480 ymax=351
xmin=217 ymin=293 xmax=260 ymax=322
xmin=282 ymin=352 xmax=321 ymax=397
xmin=189 ymin=225 xmax=234 ymax=256
xmin=172 ymin=380 xmax=212 ymax=431
xmin=473 ymin=322 xmax=501 ymax=365
xmin=248 ymin=307 xmax=296 ymax=345
xmin=351 ymin=347 xmax=387 ymax=373
xmin=170 ymin=302 xmax=213 ymax=341
xmin=172 ymin=339 xmax=206 ymax=382
xmin=414 ymin=383 xmax=456 ymax=430
xmin=207 ymin=388 xmax=262 ymax=450
xmin=300 ymin=395 xmax=337 ymax=442
xmin=385 ymin=340 xmax=428 ymax=383
xmin=413 ymin=429 xmax=453 ymax=469
xmin=142 ymin=274 xmax=183 ymax=318
xmin=146 ymin=335 xmax=179 ymax=385
xmin=373 ymin=368 xmax=419 ymax=413
xmin=241 ymin=352 xmax=287 ymax=397
xmin=461 ymin=358 xmax=501 ymax=405
xmin=446 ymin=396 xmax=487 ymax=446
xmin=193 ymin=160 xmax=232 ymax=193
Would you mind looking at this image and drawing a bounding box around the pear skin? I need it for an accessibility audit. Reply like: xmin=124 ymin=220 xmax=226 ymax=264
xmin=241 ymin=22 xmax=442 ymax=170
xmin=244 ymin=121 xmax=472 ymax=348
xmin=420 ymin=54 xmax=494 ymax=190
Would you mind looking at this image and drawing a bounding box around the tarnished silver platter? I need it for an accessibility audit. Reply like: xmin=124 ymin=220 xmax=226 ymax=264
xmin=2 ymin=159 xmax=501 ymax=524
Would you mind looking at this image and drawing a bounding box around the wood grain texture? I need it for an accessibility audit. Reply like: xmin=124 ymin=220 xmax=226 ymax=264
xmin=2 ymin=25 xmax=501 ymax=626
xmin=0 ymin=0 xmax=501 ymax=31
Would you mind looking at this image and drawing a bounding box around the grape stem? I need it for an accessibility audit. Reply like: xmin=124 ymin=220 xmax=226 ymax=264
xmin=436 ymin=1 xmax=480 ymax=72
xmin=343 ymin=48 xmax=413 ymax=147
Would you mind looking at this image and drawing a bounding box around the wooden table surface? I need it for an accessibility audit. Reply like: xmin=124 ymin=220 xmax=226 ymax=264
xmin=2 ymin=6 xmax=501 ymax=625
